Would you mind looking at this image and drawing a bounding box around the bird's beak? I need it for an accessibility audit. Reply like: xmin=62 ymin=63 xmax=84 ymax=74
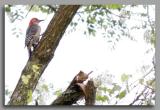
xmin=38 ymin=20 xmax=44 ymax=22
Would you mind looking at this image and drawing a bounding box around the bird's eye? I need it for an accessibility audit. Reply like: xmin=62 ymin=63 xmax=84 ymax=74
xmin=32 ymin=18 xmax=37 ymax=22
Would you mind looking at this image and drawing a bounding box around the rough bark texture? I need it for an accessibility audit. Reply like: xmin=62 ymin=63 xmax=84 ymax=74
xmin=51 ymin=85 xmax=83 ymax=105
xmin=51 ymin=80 xmax=97 ymax=105
xmin=51 ymin=71 xmax=85 ymax=105
xmin=8 ymin=5 xmax=80 ymax=105
xmin=85 ymin=80 xmax=96 ymax=105
xmin=51 ymin=71 xmax=96 ymax=105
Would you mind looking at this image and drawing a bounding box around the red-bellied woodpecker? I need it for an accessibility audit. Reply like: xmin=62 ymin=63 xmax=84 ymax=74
xmin=25 ymin=18 xmax=43 ymax=57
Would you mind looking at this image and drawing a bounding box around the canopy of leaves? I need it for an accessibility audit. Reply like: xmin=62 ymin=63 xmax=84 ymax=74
xmin=5 ymin=5 xmax=155 ymax=47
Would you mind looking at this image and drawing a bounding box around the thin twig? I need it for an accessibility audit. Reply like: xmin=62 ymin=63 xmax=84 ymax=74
xmin=47 ymin=5 xmax=57 ymax=13
xmin=129 ymin=67 xmax=154 ymax=89
xmin=129 ymin=79 xmax=155 ymax=105
xmin=129 ymin=87 xmax=147 ymax=105
xmin=25 ymin=5 xmax=34 ymax=18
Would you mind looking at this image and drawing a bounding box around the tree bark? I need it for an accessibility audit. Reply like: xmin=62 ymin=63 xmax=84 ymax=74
xmin=51 ymin=84 xmax=83 ymax=105
xmin=51 ymin=80 xmax=97 ymax=105
xmin=8 ymin=5 xmax=80 ymax=105
xmin=85 ymin=80 xmax=96 ymax=105
xmin=51 ymin=71 xmax=96 ymax=105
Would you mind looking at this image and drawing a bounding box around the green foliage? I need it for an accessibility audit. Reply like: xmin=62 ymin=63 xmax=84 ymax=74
xmin=144 ymin=29 xmax=156 ymax=47
xmin=146 ymin=79 xmax=155 ymax=88
xmin=5 ymin=89 xmax=10 ymax=95
xmin=70 ymin=22 xmax=78 ymax=27
xmin=6 ymin=5 xmax=155 ymax=49
xmin=139 ymin=79 xmax=144 ymax=85
xmin=98 ymin=85 xmax=121 ymax=95
xmin=5 ymin=88 xmax=12 ymax=96
xmin=26 ymin=5 xmax=57 ymax=14
xmin=121 ymin=73 xmax=131 ymax=82
xmin=41 ymin=84 xmax=49 ymax=92
xmin=31 ymin=78 xmax=54 ymax=105
xmin=5 ymin=5 xmax=57 ymax=23
xmin=11 ymin=27 xmax=23 ymax=38
xmin=35 ymin=80 xmax=52 ymax=93
xmin=88 ymin=27 xmax=96 ymax=36
xmin=113 ymin=84 xmax=121 ymax=91
xmin=96 ymin=95 xmax=109 ymax=102
xmin=116 ymin=90 xmax=126 ymax=99
xmin=5 ymin=5 xmax=12 ymax=12
xmin=78 ymin=5 xmax=155 ymax=49
xmin=95 ymin=66 xmax=155 ymax=105
xmin=84 ymin=4 xmax=123 ymax=13
xmin=70 ymin=5 xmax=125 ymax=38
xmin=54 ymin=89 xmax=62 ymax=97
xmin=98 ymin=86 xmax=108 ymax=93
xmin=103 ymin=4 xmax=123 ymax=10
xmin=108 ymin=84 xmax=121 ymax=96
xmin=151 ymin=32 xmax=156 ymax=47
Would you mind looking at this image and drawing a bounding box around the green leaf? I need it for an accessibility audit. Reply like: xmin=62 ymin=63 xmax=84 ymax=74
xmin=99 ymin=86 xmax=106 ymax=92
xmin=141 ymin=13 xmax=147 ymax=17
xmin=107 ymin=84 xmax=121 ymax=96
xmin=42 ymin=84 xmax=49 ymax=92
xmin=96 ymin=95 xmax=109 ymax=102
xmin=88 ymin=27 xmax=96 ymax=36
xmin=116 ymin=90 xmax=126 ymax=99
xmin=113 ymin=84 xmax=121 ymax=91
xmin=29 ymin=5 xmax=39 ymax=12
xmin=139 ymin=79 xmax=144 ymax=84
xmin=121 ymin=73 xmax=129 ymax=82
xmin=105 ymin=4 xmax=123 ymax=10
xmin=5 ymin=5 xmax=11 ymax=12
xmin=70 ymin=22 xmax=78 ymax=27
xmin=151 ymin=32 xmax=156 ymax=47
xmin=54 ymin=89 xmax=62 ymax=96
xmin=146 ymin=79 xmax=155 ymax=88
xmin=99 ymin=86 xmax=113 ymax=93
xmin=87 ymin=16 xmax=96 ymax=24
xmin=5 ymin=89 xmax=11 ymax=95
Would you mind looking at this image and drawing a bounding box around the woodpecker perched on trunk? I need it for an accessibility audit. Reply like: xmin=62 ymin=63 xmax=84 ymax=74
xmin=25 ymin=18 xmax=44 ymax=57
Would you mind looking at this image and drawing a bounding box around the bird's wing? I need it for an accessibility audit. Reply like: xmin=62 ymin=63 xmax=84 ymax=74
xmin=25 ymin=25 xmax=41 ymax=47
xmin=26 ymin=25 xmax=41 ymax=36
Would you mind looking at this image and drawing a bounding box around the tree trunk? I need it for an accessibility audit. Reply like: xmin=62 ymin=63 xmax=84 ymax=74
xmin=8 ymin=5 xmax=80 ymax=105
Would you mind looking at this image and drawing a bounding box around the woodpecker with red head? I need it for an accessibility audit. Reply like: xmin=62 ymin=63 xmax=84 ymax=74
xmin=25 ymin=18 xmax=44 ymax=57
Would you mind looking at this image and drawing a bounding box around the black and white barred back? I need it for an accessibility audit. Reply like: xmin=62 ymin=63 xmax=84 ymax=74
xmin=25 ymin=24 xmax=41 ymax=48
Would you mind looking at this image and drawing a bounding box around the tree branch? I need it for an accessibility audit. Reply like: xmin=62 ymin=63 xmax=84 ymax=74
xmin=25 ymin=5 xmax=34 ymax=17
xmin=47 ymin=5 xmax=57 ymax=13
xmin=51 ymin=71 xmax=96 ymax=105
xmin=51 ymin=85 xmax=83 ymax=105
